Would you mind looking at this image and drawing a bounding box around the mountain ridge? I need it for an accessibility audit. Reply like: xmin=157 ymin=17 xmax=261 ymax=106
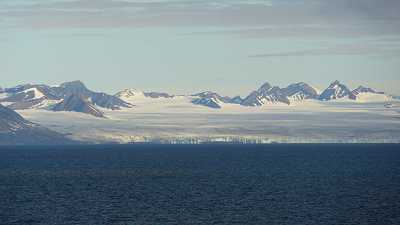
xmin=52 ymin=94 xmax=105 ymax=118
xmin=0 ymin=104 xmax=76 ymax=145
xmin=1 ymin=81 xmax=133 ymax=115
xmin=1 ymin=80 xmax=393 ymax=110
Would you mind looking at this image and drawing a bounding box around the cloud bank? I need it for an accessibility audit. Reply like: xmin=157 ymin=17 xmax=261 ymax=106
xmin=0 ymin=0 xmax=399 ymax=38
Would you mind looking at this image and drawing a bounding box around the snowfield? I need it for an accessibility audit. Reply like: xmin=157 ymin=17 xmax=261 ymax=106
xmin=23 ymin=87 xmax=45 ymax=99
xmin=354 ymin=93 xmax=392 ymax=102
xmin=18 ymin=98 xmax=400 ymax=144
xmin=0 ymin=93 xmax=8 ymax=99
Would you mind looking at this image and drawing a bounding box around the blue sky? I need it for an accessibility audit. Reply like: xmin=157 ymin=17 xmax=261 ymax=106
xmin=1 ymin=0 xmax=400 ymax=96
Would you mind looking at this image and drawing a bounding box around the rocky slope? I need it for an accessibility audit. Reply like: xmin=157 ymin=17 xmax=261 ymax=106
xmin=319 ymin=80 xmax=356 ymax=101
xmin=281 ymin=82 xmax=319 ymax=102
xmin=52 ymin=95 xmax=105 ymax=118
xmin=191 ymin=91 xmax=233 ymax=109
xmin=241 ymin=82 xmax=290 ymax=106
xmin=0 ymin=81 xmax=132 ymax=111
xmin=0 ymin=104 xmax=75 ymax=145
xmin=53 ymin=81 xmax=133 ymax=110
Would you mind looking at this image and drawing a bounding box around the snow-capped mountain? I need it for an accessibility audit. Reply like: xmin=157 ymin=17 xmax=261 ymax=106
xmin=351 ymin=86 xmax=391 ymax=102
xmin=241 ymin=82 xmax=290 ymax=106
xmin=2 ymin=80 xmax=397 ymax=145
xmin=52 ymin=95 xmax=105 ymax=118
xmin=2 ymin=80 xmax=393 ymax=115
xmin=352 ymin=86 xmax=383 ymax=95
xmin=191 ymin=91 xmax=233 ymax=109
xmin=0 ymin=104 xmax=74 ymax=145
xmin=319 ymin=80 xmax=356 ymax=101
xmin=0 ymin=81 xmax=132 ymax=111
xmin=115 ymin=89 xmax=174 ymax=102
xmin=281 ymin=82 xmax=319 ymax=102
xmin=53 ymin=81 xmax=132 ymax=110
xmin=0 ymin=84 xmax=61 ymax=110
xmin=115 ymin=89 xmax=145 ymax=101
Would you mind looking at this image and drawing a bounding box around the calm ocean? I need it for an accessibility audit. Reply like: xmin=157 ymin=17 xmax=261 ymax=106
xmin=0 ymin=144 xmax=399 ymax=225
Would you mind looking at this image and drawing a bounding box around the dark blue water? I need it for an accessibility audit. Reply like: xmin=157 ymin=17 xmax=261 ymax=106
xmin=0 ymin=144 xmax=399 ymax=225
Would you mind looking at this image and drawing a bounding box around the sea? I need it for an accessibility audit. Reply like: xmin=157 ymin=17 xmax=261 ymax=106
xmin=0 ymin=144 xmax=399 ymax=225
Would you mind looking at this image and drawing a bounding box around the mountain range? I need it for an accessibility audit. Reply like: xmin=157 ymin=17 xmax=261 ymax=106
xmin=0 ymin=80 xmax=398 ymax=145
xmin=115 ymin=89 xmax=174 ymax=100
xmin=195 ymin=80 xmax=390 ymax=108
xmin=0 ymin=81 xmax=133 ymax=117
xmin=191 ymin=91 xmax=234 ymax=109
xmin=0 ymin=80 xmax=393 ymax=116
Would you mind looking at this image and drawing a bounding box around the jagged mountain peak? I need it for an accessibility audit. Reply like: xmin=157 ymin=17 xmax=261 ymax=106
xmin=327 ymin=80 xmax=344 ymax=88
xmin=52 ymin=94 xmax=105 ymax=118
xmin=351 ymin=85 xmax=389 ymax=102
xmin=193 ymin=91 xmax=221 ymax=98
xmin=191 ymin=91 xmax=233 ymax=108
xmin=53 ymin=81 xmax=132 ymax=110
xmin=0 ymin=80 xmax=132 ymax=109
xmin=319 ymin=81 xmax=356 ymax=101
xmin=242 ymin=82 xmax=290 ymax=106
xmin=0 ymin=84 xmax=61 ymax=110
xmin=115 ymin=89 xmax=144 ymax=98
xmin=325 ymin=80 xmax=345 ymax=89
xmin=114 ymin=89 xmax=144 ymax=105
xmin=115 ymin=89 xmax=174 ymax=102
xmin=352 ymin=86 xmax=382 ymax=94
xmin=191 ymin=98 xmax=221 ymax=109
xmin=282 ymin=82 xmax=319 ymax=101
xmin=331 ymin=80 xmax=341 ymax=85
xmin=258 ymin=82 xmax=272 ymax=92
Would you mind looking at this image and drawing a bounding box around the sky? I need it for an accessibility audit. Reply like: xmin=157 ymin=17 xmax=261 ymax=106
xmin=1 ymin=0 xmax=400 ymax=96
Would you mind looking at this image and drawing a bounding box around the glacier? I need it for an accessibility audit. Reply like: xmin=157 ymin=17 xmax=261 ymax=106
xmin=18 ymin=99 xmax=400 ymax=144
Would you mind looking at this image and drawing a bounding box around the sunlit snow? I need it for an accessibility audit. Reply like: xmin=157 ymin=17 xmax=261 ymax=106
xmin=18 ymin=98 xmax=400 ymax=144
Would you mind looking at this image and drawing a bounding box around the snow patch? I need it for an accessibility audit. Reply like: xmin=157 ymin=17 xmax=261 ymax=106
xmin=0 ymin=102 xmax=14 ymax=107
xmin=23 ymin=88 xmax=45 ymax=99
xmin=0 ymin=93 xmax=9 ymax=99
xmin=355 ymin=93 xmax=391 ymax=103
xmin=115 ymin=89 xmax=146 ymax=102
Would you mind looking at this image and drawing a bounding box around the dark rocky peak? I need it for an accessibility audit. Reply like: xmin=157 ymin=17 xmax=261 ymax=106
xmin=319 ymin=81 xmax=356 ymax=101
xmin=0 ymin=104 xmax=31 ymax=131
xmin=60 ymin=80 xmax=87 ymax=90
xmin=52 ymin=94 xmax=105 ymax=118
xmin=282 ymin=82 xmax=319 ymax=100
xmin=257 ymin=82 xmax=272 ymax=92
xmin=352 ymin=86 xmax=384 ymax=95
